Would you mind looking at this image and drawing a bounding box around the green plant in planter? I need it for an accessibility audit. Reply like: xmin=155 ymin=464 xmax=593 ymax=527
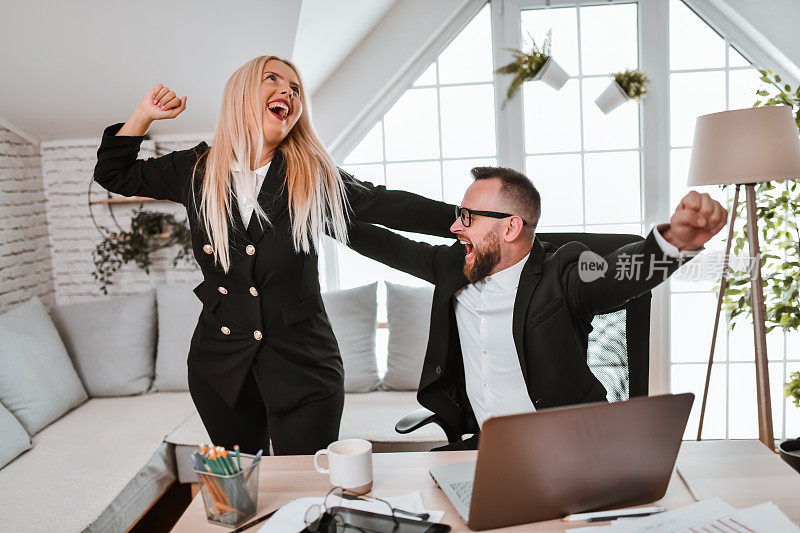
xmin=93 ymin=208 xmax=195 ymax=294
xmin=613 ymin=69 xmax=649 ymax=100
xmin=495 ymin=29 xmax=552 ymax=105
xmin=721 ymin=69 xmax=800 ymax=333
xmin=787 ymin=371 xmax=800 ymax=408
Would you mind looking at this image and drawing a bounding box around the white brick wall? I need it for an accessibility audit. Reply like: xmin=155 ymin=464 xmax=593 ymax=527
xmin=0 ymin=128 xmax=55 ymax=313
xmin=40 ymin=137 xmax=206 ymax=305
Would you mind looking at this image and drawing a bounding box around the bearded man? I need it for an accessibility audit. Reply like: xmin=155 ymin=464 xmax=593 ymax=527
xmin=346 ymin=166 xmax=727 ymax=450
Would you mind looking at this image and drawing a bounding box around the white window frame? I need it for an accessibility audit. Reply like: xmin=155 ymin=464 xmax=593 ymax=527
xmin=327 ymin=0 xmax=798 ymax=406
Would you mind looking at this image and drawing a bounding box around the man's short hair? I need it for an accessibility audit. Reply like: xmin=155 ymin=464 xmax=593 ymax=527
xmin=470 ymin=166 xmax=541 ymax=230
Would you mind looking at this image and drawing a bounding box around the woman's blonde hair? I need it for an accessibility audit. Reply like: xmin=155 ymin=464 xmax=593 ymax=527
xmin=192 ymin=55 xmax=349 ymax=272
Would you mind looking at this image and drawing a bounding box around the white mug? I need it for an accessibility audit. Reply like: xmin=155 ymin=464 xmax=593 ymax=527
xmin=313 ymin=438 xmax=373 ymax=494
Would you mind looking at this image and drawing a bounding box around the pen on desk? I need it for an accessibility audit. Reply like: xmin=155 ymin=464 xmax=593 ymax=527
xmin=586 ymin=510 xmax=664 ymax=522
xmin=229 ymin=508 xmax=278 ymax=533
xmin=563 ymin=506 xmax=664 ymax=522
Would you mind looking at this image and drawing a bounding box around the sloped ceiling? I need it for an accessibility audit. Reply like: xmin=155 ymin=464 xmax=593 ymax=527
xmin=0 ymin=0 xmax=395 ymax=141
xmin=292 ymin=0 xmax=395 ymax=95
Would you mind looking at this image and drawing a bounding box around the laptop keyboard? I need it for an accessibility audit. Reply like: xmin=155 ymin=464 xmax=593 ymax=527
xmin=449 ymin=480 xmax=473 ymax=508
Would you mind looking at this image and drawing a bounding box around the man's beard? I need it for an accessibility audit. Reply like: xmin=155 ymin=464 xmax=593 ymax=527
xmin=463 ymin=230 xmax=502 ymax=283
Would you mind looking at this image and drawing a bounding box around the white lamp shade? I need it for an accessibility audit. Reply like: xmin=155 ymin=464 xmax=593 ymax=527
xmin=687 ymin=105 xmax=800 ymax=186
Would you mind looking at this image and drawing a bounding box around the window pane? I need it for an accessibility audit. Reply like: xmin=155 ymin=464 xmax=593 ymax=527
xmin=670 ymin=71 xmax=725 ymax=147
xmin=669 ymin=0 xmax=725 ymax=70
xmin=521 ymin=7 xmax=579 ymax=76
xmin=524 ymin=79 xmax=581 ymax=153
xmin=438 ymin=5 xmax=492 ymax=84
xmin=584 ymin=151 xmax=640 ymax=224
xmin=413 ymin=64 xmax=437 ymax=87
xmin=729 ymin=323 xmax=785 ymax=362
xmin=670 ymin=148 xmax=726 ymax=213
xmin=337 ymin=245 xmax=393 ymax=289
xmin=582 ymin=77 xmax=640 ymax=151
xmin=770 ymin=362 xmax=786 ymax=438
xmin=443 ymin=158 xmax=497 ymax=205
xmin=580 ymin=4 xmax=638 ymax=75
xmin=672 ymin=363 xmax=726 ymax=439
xmin=538 ymin=225 xmax=584 ymax=234
xmin=728 ymin=46 xmax=750 ymax=67
xmin=671 ymin=292 xmax=726 ymax=363
xmin=526 ymin=154 xmax=583 ymax=226
xmin=340 ymin=164 xmax=385 ymax=186
xmin=344 ymin=122 xmax=383 ymax=164
xmin=729 ymin=69 xmax=764 ymax=110
xmin=384 ymin=88 xmax=440 ymax=161
xmin=385 ymin=161 xmax=442 ymax=200
xmin=584 ymin=223 xmax=642 ymax=236
xmin=787 ymin=362 xmax=800 ymax=438
xmin=728 ymin=362 xmax=758 ymax=439
xmin=787 ymin=331 xmax=800 ymax=359
xmin=439 ymin=84 xmax=497 ymax=158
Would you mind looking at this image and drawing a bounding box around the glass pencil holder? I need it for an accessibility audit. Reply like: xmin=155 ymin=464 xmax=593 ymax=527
xmin=194 ymin=453 xmax=259 ymax=528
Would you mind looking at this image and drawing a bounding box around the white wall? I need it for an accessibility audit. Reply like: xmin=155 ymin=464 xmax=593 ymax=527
xmin=0 ymin=128 xmax=54 ymax=312
xmin=723 ymin=0 xmax=800 ymax=68
xmin=311 ymin=0 xmax=469 ymax=150
xmin=0 ymin=0 xmax=301 ymax=140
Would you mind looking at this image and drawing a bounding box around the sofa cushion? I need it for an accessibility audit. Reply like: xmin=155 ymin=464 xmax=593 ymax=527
xmin=383 ymin=283 xmax=434 ymax=391
xmin=322 ymin=283 xmax=380 ymax=393
xmin=153 ymin=284 xmax=201 ymax=391
xmin=51 ymin=290 xmax=156 ymax=396
xmin=0 ymin=402 xmax=32 ymax=469
xmin=0 ymin=297 xmax=88 ymax=435
xmin=0 ymin=392 xmax=196 ymax=533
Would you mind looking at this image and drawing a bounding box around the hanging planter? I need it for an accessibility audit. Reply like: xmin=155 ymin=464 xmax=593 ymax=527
xmin=595 ymin=69 xmax=649 ymax=114
xmin=92 ymin=208 xmax=194 ymax=294
xmin=533 ymin=56 xmax=569 ymax=90
xmin=496 ymin=29 xmax=567 ymax=106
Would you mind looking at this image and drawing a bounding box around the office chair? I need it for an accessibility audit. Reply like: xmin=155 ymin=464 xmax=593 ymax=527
xmin=395 ymin=232 xmax=652 ymax=444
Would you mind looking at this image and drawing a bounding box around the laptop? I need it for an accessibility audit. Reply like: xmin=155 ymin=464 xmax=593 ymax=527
xmin=429 ymin=393 xmax=694 ymax=531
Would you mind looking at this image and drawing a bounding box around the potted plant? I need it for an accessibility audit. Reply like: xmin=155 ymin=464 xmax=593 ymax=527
xmin=495 ymin=29 xmax=568 ymax=106
xmin=595 ymin=68 xmax=649 ymax=114
xmin=92 ymin=208 xmax=195 ymax=294
xmin=780 ymin=371 xmax=800 ymax=473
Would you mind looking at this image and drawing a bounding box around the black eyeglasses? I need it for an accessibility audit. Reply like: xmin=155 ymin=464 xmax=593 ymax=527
xmin=304 ymin=486 xmax=430 ymax=532
xmin=455 ymin=206 xmax=527 ymax=227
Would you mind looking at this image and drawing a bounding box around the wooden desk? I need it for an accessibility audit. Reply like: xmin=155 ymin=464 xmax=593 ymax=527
xmin=172 ymin=440 xmax=800 ymax=532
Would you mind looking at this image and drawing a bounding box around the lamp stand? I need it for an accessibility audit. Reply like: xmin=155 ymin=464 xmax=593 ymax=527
xmin=696 ymin=184 xmax=775 ymax=452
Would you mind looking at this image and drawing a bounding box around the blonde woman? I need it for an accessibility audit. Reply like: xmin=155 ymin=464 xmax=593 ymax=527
xmin=94 ymin=56 xmax=454 ymax=455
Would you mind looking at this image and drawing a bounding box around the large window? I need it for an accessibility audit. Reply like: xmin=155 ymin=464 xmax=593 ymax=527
xmin=521 ymin=2 xmax=642 ymax=235
xmin=329 ymin=0 xmax=800 ymax=439
xmin=328 ymin=5 xmax=496 ymax=373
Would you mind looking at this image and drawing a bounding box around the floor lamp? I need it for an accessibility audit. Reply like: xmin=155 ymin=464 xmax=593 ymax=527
xmin=690 ymin=106 xmax=800 ymax=452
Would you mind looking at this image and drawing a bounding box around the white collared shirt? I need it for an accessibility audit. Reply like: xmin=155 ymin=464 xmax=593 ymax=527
xmin=453 ymin=226 xmax=698 ymax=429
xmin=454 ymin=253 xmax=534 ymax=429
xmin=233 ymin=162 xmax=271 ymax=227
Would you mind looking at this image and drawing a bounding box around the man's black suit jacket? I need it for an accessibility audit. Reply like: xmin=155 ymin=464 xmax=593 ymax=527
xmin=346 ymin=222 xmax=687 ymax=448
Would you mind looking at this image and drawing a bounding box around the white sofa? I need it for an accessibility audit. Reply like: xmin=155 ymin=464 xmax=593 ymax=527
xmin=0 ymin=282 xmax=444 ymax=532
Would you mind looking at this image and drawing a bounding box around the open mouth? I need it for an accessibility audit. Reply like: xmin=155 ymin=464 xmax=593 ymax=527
xmin=267 ymin=99 xmax=290 ymax=120
xmin=459 ymin=238 xmax=475 ymax=263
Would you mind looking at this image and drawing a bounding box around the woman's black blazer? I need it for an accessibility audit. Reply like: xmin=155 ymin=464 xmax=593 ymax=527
xmin=94 ymin=123 xmax=455 ymax=412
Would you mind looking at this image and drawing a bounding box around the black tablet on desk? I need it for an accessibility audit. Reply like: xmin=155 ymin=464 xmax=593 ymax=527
xmin=301 ymin=506 xmax=451 ymax=532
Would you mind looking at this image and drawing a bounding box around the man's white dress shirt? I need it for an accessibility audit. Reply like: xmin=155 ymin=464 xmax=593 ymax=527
xmin=233 ymin=162 xmax=271 ymax=227
xmin=454 ymin=226 xmax=699 ymax=428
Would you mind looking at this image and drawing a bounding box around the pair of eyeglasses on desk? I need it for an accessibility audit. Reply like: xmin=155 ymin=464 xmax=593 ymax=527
xmin=304 ymin=486 xmax=431 ymax=532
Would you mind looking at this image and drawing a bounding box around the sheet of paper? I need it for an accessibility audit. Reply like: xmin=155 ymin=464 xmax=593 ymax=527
xmin=258 ymin=492 xmax=445 ymax=533
xmin=566 ymin=498 xmax=800 ymax=533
